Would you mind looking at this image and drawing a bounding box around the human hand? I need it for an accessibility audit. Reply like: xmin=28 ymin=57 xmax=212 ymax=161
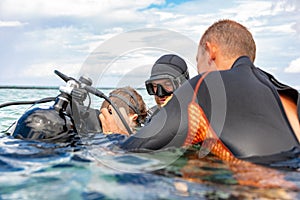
xmin=99 ymin=106 xmax=129 ymax=135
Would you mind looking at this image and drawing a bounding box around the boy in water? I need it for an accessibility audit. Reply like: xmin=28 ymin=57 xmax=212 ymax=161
xmin=99 ymin=86 xmax=147 ymax=135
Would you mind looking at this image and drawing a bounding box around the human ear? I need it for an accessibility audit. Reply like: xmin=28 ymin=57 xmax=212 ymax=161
xmin=206 ymin=42 xmax=217 ymax=61
xmin=130 ymin=114 xmax=138 ymax=122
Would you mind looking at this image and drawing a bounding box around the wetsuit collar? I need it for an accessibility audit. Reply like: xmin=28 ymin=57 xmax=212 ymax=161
xmin=231 ymin=56 xmax=252 ymax=69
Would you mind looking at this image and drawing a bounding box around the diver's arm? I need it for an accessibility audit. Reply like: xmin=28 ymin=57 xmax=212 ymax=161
xmin=121 ymin=81 xmax=195 ymax=151
xmin=99 ymin=80 xmax=195 ymax=151
xmin=279 ymin=93 xmax=300 ymax=142
xmin=99 ymin=95 xmax=183 ymax=150
xmin=120 ymin=97 xmax=182 ymax=150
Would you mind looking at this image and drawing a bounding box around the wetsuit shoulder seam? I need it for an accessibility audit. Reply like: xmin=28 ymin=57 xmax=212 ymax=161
xmin=252 ymin=67 xmax=298 ymax=140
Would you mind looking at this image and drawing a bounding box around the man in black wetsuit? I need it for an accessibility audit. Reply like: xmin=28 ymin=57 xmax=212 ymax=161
xmin=145 ymin=54 xmax=189 ymax=123
xmin=101 ymin=19 xmax=300 ymax=163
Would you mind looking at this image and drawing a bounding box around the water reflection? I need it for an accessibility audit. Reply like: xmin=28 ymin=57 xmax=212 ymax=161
xmin=159 ymin=146 xmax=300 ymax=199
xmin=0 ymin=133 xmax=299 ymax=199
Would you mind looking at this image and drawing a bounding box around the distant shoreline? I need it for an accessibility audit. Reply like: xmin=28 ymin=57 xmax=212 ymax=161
xmin=0 ymin=86 xmax=145 ymax=90
xmin=0 ymin=86 xmax=58 ymax=90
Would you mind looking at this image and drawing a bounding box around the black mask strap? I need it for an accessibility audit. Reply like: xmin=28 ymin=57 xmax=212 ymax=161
xmin=110 ymin=94 xmax=139 ymax=116
xmin=109 ymin=88 xmax=142 ymax=124
xmin=118 ymin=88 xmax=140 ymax=113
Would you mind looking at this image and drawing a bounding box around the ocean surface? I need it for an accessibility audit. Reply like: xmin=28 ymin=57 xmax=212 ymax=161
xmin=0 ymin=88 xmax=300 ymax=200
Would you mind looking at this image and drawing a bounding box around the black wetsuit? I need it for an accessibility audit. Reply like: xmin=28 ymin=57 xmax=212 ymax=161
xmin=121 ymin=56 xmax=300 ymax=163
xmin=144 ymin=105 xmax=160 ymax=125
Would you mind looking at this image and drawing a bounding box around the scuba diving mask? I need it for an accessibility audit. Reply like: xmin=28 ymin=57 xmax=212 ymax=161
xmin=145 ymin=54 xmax=190 ymax=97
xmin=145 ymin=75 xmax=183 ymax=97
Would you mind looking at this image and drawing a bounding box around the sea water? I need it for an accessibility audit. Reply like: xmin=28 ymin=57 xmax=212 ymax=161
xmin=0 ymin=88 xmax=299 ymax=200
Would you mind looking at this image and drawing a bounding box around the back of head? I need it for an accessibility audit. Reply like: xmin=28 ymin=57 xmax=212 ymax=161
xmin=101 ymin=86 xmax=147 ymax=124
xmin=148 ymin=54 xmax=189 ymax=87
xmin=200 ymin=19 xmax=256 ymax=62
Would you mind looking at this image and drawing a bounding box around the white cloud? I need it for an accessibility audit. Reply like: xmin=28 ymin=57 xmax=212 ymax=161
xmin=0 ymin=0 xmax=163 ymax=18
xmin=253 ymin=22 xmax=296 ymax=36
xmin=94 ymin=49 xmax=197 ymax=88
xmin=0 ymin=20 xmax=26 ymax=27
xmin=220 ymin=1 xmax=272 ymax=21
xmin=284 ymin=57 xmax=300 ymax=73
xmin=0 ymin=0 xmax=299 ymax=87
xmin=15 ymin=26 xmax=123 ymax=55
xmin=294 ymin=85 xmax=300 ymax=90
xmin=154 ymin=11 xmax=178 ymax=20
xmin=271 ymin=0 xmax=299 ymax=13
xmin=21 ymin=62 xmax=81 ymax=78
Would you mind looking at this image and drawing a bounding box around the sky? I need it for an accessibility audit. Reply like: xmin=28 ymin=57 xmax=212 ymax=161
xmin=0 ymin=0 xmax=299 ymax=89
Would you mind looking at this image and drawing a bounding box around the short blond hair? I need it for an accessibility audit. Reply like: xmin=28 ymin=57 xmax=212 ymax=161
xmin=200 ymin=19 xmax=256 ymax=62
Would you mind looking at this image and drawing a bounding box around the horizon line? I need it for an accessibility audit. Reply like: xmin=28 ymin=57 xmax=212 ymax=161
xmin=0 ymin=85 xmax=146 ymax=90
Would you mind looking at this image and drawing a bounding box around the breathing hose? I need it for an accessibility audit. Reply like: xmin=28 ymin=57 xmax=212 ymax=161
xmin=84 ymin=85 xmax=134 ymax=135
xmin=0 ymin=97 xmax=56 ymax=109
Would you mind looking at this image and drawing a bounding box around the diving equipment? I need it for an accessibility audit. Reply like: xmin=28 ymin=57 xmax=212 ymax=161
xmin=1 ymin=70 xmax=134 ymax=142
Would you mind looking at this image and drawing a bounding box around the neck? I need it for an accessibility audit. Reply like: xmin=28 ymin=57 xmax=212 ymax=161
xmin=215 ymin=53 xmax=239 ymax=71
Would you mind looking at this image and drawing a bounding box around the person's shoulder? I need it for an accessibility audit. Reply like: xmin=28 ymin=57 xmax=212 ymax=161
xmin=256 ymin=68 xmax=294 ymax=89
xmin=147 ymin=105 xmax=159 ymax=116
xmin=144 ymin=105 xmax=160 ymax=125
xmin=186 ymin=74 xmax=202 ymax=85
xmin=254 ymin=67 xmax=299 ymax=101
